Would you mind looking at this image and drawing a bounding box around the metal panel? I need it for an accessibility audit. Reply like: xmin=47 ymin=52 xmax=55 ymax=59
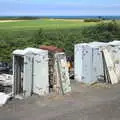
xmin=23 ymin=55 xmax=33 ymax=97
xmin=33 ymin=53 xmax=49 ymax=96
xmin=105 ymin=45 xmax=120 ymax=83
xmin=92 ymin=48 xmax=104 ymax=81
xmin=12 ymin=56 xmax=15 ymax=95
xmin=54 ymin=59 xmax=61 ymax=94
xmin=102 ymin=48 xmax=118 ymax=84
xmin=55 ymin=53 xmax=71 ymax=94
xmin=74 ymin=44 xmax=83 ymax=82
xmin=82 ymin=46 xmax=93 ymax=83
xmin=75 ymin=44 xmax=93 ymax=83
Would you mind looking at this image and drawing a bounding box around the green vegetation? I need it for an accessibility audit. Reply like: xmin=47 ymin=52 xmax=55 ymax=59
xmin=84 ymin=18 xmax=102 ymax=22
xmin=0 ymin=16 xmax=40 ymax=20
xmin=0 ymin=19 xmax=120 ymax=62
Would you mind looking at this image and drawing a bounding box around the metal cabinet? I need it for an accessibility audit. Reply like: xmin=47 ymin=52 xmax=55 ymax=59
xmin=75 ymin=42 xmax=105 ymax=84
xmin=13 ymin=48 xmax=49 ymax=97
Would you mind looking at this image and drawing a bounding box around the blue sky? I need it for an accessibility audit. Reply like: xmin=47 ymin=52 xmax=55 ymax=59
xmin=0 ymin=0 xmax=120 ymax=16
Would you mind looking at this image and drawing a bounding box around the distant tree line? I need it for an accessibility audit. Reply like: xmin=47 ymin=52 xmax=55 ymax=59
xmin=84 ymin=18 xmax=102 ymax=22
xmin=0 ymin=16 xmax=40 ymax=20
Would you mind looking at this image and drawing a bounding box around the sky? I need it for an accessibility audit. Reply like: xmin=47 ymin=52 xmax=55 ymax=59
xmin=0 ymin=0 xmax=120 ymax=16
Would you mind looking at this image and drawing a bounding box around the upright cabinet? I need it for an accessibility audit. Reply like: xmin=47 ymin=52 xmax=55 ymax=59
xmin=13 ymin=48 xmax=49 ymax=97
xmin=75 ymin=42 xmax=105 ymax=84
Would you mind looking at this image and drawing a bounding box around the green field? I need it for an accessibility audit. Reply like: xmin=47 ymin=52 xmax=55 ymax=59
xmin=0 ymin=19 xmax=120 ymax=62
xmin=0 ymin=19 xmax=96 ymax=30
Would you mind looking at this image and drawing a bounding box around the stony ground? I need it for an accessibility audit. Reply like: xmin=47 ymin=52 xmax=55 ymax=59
xmin=0 ymin=80 xmax=120 ymax=120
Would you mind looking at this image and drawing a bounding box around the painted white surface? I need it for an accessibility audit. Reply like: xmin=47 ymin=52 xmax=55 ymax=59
xmin=13 ymin=48 xmax=49 ymax=97
xmin=23 ymin=55 xmax=33 ymax=97
xmin=105 ymin=45 xmax=120 ymax=83
xmin=108 ymin=40 xmax=120 ymax=46
xmin=75 ymin=42 xmax=106 ymax=83
xmin=0 ymin=74 xmax=13 ymax=86
xmin=75 ymin=40 xmax=120 ymax=84
xmin=13 ymin=48 xmax=47 ymax=56
xmin=102 ymin=48 xmax=118 ymax=84
xmin=0 ymin=92 xmax=11 ymax=107
xmin=55 ymin=53 xmax=71 ymax=94
xmin=33 ymin=53 xmax=49 ymax=96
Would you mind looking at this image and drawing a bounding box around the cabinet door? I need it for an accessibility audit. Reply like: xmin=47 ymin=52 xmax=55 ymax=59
xmin=55 ymin=53 xmax=71 ymax=94
xmin=23 ymin=56 xmax=33 ymax=97
xmin=82 ymin=46 xmax=93 ymax=83
xmin=33 ymin=53 xmax=49 ymax=95
xmin=74 ymin=45 xmax=83 ymax=82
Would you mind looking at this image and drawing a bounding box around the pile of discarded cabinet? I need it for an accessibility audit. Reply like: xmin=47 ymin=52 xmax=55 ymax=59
xmin=0 ymin=46 xmax=71 ymax=106
xmin=13 ymin=47 xmax=71 ymax=98
xmin=75 ymin=40 xmax=120 ymax=85
xmin=1 ymin=40 xmax=120 ymax=107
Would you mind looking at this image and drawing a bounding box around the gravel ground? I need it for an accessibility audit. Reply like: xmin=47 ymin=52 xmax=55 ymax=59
xmin=0 ymin=80 xmax=120 ymax=120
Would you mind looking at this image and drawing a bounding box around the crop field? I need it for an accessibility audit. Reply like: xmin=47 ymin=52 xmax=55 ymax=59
xmin=0 ymin=19 xmax=120 ymax=62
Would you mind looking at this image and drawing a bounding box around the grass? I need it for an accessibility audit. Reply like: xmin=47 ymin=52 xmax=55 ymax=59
xmin=0 ymin=19 xmax=96 ymax=30
xmin=0 ymin=19 xmax=97 ymax=61
xmin=0 ymin=19 xmax=119 ymax=62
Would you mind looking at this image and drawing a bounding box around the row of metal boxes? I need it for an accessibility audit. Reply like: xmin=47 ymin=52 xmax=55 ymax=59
xmin=74 ymin=41 xmax=120 ymax=84
xmin=11 ymin=40 xmax=120 ymax=98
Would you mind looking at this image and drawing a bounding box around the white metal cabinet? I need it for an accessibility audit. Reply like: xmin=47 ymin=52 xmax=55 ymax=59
xmin=13 ymin=48 xmax=49 ymax=97
xmin=75 ymin=42 xmax=105 ymax=84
